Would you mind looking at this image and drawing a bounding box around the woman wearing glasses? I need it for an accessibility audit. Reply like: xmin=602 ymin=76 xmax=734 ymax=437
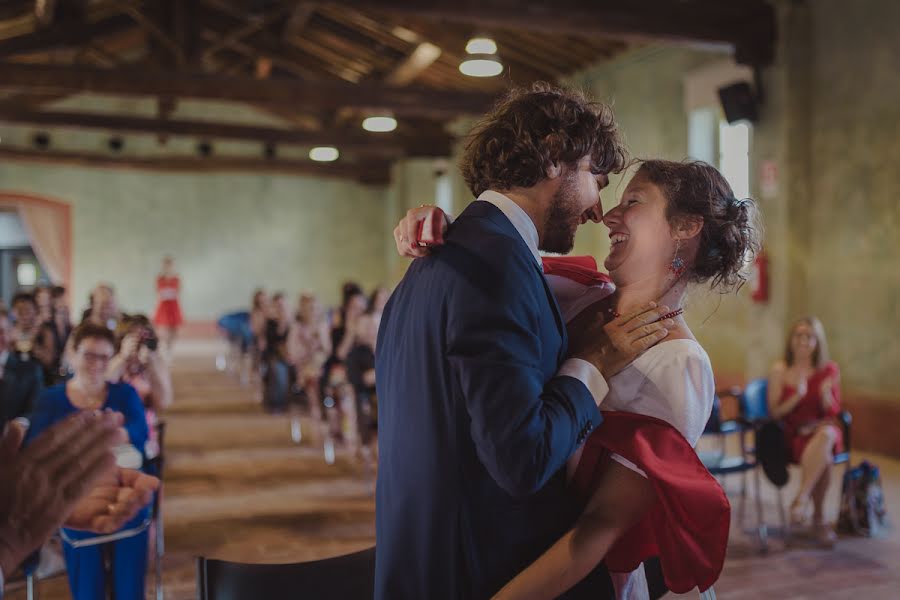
xmin=26 ymin=322 xmax=150 ymax=600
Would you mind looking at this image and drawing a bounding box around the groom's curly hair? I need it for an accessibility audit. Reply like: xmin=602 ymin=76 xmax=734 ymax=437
xmin=461 ymin=82 xmax=628 ymax=197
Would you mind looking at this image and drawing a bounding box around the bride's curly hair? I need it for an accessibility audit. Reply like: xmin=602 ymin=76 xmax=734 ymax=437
xmin=461 ymin=82 xmax=628 ymax=197
xmin=636 ymin=160 xmax=763 ymax=293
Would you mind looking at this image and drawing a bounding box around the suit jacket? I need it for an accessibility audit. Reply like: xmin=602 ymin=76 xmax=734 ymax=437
xmin=375 ymin=201 xmax=611 ymax=599
xmin=0 ymin=352 xmax=44 ymax=428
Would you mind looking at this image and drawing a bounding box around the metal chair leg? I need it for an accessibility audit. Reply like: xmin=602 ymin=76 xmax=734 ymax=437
xmin=754 ymin=466 xmax=768 ymax=553
xmin=776 ymin=486 xmax=790 ymax=546
xmin=700 ymin=587 xmax=718 ymax=600
xmin=156 ymin=513 xmax=166 ymax=600
xmin=26 ymin=573 xmax=37 ymax=600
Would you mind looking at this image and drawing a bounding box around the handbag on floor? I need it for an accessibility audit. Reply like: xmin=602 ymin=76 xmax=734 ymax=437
xmin=837 ymin=460 xmax=890 ymax=537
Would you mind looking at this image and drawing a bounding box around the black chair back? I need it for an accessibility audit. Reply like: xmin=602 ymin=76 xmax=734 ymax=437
xmin=197 ymin=547 xmax=375 ymax=600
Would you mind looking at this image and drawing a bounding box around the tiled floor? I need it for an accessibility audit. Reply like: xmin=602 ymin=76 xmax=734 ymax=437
xmin=8 ymin=339 xmax=899 ymax=599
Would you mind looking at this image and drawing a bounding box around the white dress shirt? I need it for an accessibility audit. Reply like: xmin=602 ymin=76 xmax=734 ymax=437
xmin=476 ymin=191 xmax=610 ymax=404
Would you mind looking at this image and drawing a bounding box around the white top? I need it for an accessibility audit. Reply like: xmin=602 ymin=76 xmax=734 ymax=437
xmin=600 ymin=338 xmax=715 ymax=600
xmin=476 ymin=190 xmax=609 ymax=404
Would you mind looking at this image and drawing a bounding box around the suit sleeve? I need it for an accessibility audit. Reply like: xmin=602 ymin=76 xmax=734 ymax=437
xmin=446 ymin=253 xmax=602 ymax=497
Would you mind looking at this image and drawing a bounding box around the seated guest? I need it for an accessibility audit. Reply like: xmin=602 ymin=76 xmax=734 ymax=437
xmin=43 ymin=285 xmax=74 ymax=383
xmin=26 ymin=323 xmax=152 ymax=600
xmin=262 ymin=293 xmax=291 ymax=412
xmin=107 ymin=315 xmax=173 ymax=458
xmin=0 ymin=310 xmax=43 ymax=429
xmin=30 ymin=286 xmax=71 ymax=385
xmin=51 ymin=286 xmax=73 ymax=344
xmin=768 ymin=316 xmax=842 ymax=547
xmin=368 ymin=286 xmax=391 ymax=333
xmin=249 ymin=288 xmax=269 ymax=375
xmin=345 ymin=314 xmax=378 ymax=450
xmin=34 ymin=286 xmax=53 ymax=324
xmin=323 ymin=283 xmax=368 ymax=389
xmin=9 ymin=292 xmax=42 ymax=356
xmin=81 ymin=284 xmax=126 ymax=333
xmin=287 ymin=293 xmax=331 ymax=425
xmin=0 ymin=411 xmax=159 ymax=597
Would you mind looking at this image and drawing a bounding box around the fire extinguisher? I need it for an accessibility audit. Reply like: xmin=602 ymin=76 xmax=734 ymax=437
xmin=751 ymin=249 xmax=769 ymax=303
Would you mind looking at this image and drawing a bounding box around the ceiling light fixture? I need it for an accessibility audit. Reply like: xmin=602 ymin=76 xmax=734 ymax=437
xmin=465 ymin=37 xmax=497 ymax=55
xmin=309 ymin=146 xmax=339 ymax=162
xmin=363 ymin=115 xmax=398 ymax=132
xmin=460 ymin=35 xmax=503 ymax=78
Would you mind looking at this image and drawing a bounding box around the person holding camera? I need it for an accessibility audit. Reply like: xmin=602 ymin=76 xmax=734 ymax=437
xmin=106 ymin=315 xmax=173 ymax=459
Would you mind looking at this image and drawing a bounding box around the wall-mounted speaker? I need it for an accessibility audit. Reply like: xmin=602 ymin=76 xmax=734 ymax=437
xmin=718 ymin=81 xmax=759 ymax=124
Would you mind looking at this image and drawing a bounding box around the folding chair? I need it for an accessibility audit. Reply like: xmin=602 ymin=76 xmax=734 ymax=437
xmin=196 ymin=547 xmax=375 ymax=600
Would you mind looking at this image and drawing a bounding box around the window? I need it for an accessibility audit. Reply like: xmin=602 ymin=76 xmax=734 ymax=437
xmin=435 ymin=169 xmax=453 ymax=213
xmin=16 ymin=261 xmax=37 ymax=286
xmin=718 ymin=120 xmax=751 ymax=199
xmin=688 ymin=107 xmax=752 ymax=200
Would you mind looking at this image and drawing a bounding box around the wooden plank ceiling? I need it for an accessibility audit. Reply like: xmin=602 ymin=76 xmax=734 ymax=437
xmin=0 ymin=0 xmax=775 ymax=183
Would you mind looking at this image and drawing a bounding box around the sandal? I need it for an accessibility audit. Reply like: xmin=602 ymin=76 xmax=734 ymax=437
xmin=814 ymin=523 xmax=837 ymax=549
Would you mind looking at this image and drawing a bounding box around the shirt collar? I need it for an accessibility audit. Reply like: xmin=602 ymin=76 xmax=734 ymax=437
xmin=476 ymin=190 xmax=542 ymax=268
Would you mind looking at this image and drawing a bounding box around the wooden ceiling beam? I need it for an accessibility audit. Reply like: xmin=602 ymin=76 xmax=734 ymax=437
xmin=384 ymin=41 xmax=442 ymax=85
xmin=201 ymin=5 xmax=292 ymax=65
xmin=284 ymin=2 xmax=317 ymax=39
xmin=331 ymin=0 xmax=776 ymax=65
xmin=0 ymin=146 xmax=392 ymax=183
xmin=120 ymin=2 xmax=186 ymax=66
xmin=0 ymin=13 xmax=135 ymax=58
xmin=0 ymin=107 xmax=454 ymax=157
xmin=0 ymin=62 xmax=495 ymax=118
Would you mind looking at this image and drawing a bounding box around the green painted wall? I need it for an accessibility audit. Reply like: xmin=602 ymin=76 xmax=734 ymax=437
xmin=565 ymin=46 xmax=754 ymax=379
xmin=804 ymin=0 xmax=900 ymax=396
xmin=561 ymin=0 xmax=900 ymax=401
xmin=0 ymin=163 xmax=388 ymax=319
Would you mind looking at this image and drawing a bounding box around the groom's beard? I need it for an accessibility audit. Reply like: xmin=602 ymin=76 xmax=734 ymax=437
xmin=542 ymin=175 xmax=582 ymax=254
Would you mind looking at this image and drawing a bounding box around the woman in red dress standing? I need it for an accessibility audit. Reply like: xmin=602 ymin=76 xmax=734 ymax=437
xmin=153 ymin=256 xmax=184 ymax=355
xmin=768 ymin=316 xmax=842 ymax=547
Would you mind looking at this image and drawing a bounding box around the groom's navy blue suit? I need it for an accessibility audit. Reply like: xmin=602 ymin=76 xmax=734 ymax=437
xmin=375 ymin=200 xmax=612 ymax=599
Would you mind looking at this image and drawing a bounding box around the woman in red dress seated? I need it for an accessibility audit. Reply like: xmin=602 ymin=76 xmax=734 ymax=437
xmin=767 ymin=316 xmax=842 ymax=547
xmin=153 ymin=256 xmax=183 ymax=355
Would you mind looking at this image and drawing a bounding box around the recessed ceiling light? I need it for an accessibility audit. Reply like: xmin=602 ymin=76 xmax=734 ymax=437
xmin=363 ymin=116 xmax=398 ymax=132
xmin=309 ymin=146 xmax=339 ymax=162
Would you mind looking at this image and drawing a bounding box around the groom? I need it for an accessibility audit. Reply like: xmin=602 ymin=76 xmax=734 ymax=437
xmin=375 ymin=84 xmax=671 ymax=599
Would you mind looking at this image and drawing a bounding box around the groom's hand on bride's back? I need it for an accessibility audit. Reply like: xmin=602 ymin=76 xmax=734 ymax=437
xmin=568 ymin=302 xmax=673 ymax=378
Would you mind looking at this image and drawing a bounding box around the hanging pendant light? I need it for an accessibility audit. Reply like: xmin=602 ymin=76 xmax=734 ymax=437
xmin=460 ymin=35 xmax=503 ymax=78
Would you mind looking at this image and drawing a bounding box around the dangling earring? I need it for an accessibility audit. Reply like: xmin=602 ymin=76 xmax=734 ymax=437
xmin=669 ymin=240 xmax=686 ymax=279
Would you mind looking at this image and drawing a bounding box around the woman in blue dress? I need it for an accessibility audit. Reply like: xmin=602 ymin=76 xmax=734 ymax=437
xmin=26 ymin=322 xmax=150 ymax=600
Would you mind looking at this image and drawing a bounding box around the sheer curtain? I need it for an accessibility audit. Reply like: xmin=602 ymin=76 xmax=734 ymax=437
xmin=0 ymin=193 xmax=72 ymax=286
